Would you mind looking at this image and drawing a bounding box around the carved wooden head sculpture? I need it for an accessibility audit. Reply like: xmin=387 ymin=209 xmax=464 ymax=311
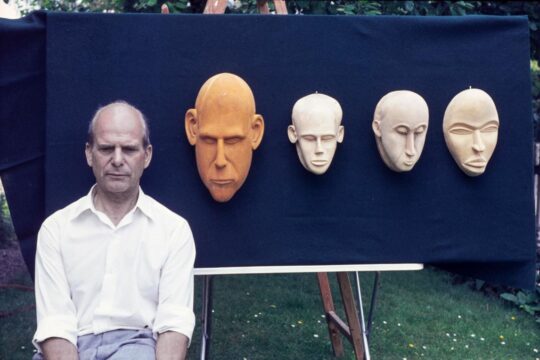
xmin=288 ymin=93 xmax=344 ymax=175
xmin=372 ymin=90 xmax=429 ymax=172
xmin=443 ymin=88 xmax=499 ymax=177
xmin=185 ymin=73 xmax=264 ymax=202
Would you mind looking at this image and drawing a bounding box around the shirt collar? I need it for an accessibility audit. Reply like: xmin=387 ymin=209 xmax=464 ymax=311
xmin=69 ymin=185 xmax=156 ymax=222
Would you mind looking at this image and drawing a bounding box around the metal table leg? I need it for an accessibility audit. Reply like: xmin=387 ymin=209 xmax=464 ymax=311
xmin=200 ymin=275 xmax=214 ymax=360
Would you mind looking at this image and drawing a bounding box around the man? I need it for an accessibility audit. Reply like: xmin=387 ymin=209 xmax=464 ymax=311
xmin=288 ymin=93 xmax=344 ymax=175
xmin=185 ymin=72 xmax=265 ymax=202
xmin=372 ymin=90 xmax=429 ymax=172
xmin=443 ymin=88 xmax=499 ymax=177
xmin=32 ymin=101 xmax=195 ymax=360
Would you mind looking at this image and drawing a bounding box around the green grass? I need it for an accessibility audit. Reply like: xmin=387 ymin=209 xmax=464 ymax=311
xmin=1 ymin=268 xmax=538 ymax=359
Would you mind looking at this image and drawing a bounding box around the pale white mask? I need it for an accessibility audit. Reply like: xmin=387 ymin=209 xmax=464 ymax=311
xmin=443 ymin=88 xmax=499 ymax=177
xmin=372 ymin=90 xmax=429 ymax=172
xmin=288 ymin=93 xmax=344 ymax=175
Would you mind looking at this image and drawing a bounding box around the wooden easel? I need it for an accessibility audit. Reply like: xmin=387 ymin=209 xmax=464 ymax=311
xmin=317 ymin=272 xmax=379 ymax=360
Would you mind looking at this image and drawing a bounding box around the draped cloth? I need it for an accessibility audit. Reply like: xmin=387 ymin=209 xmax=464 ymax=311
xmin=0 ymin=12 xmax=535 ymax=288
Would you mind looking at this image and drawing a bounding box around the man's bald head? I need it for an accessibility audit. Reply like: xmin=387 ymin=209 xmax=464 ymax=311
xmin=88 ymin=101 xmax=150 ymax=148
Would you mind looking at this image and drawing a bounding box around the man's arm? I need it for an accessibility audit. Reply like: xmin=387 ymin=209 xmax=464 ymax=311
xmin=40 ymin=338 xmax=78 ymax=360
xmin=153 ymin=220 xmax=196 ymax=357
xmin=156 ymin=331 xmax=189 ymax=360
xmin=33 ymin=223 xmax=79 ymax=356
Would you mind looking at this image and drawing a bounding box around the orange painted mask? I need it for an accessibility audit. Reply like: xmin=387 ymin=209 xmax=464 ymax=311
xmin=185 ymin=73 xmax=264 ymax=202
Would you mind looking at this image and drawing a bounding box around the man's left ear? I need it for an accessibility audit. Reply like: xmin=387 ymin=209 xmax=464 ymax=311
xmin=251 ymin=114 xmax=265 ymax=150
xmin=144 ymin=145 xmax=153 ymax=169
xmin=337 ymin=125 xmax=345 ymax=143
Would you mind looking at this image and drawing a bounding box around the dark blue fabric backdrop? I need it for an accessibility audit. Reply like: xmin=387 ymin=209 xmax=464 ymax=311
xmin=0 ymin=12 xmax=536 ymax=289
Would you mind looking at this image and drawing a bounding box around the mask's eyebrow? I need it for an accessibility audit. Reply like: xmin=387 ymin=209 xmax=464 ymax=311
xmin=448 ymin=122 xmax=476 ymax=130
xmin=480 ymin=120 xmax=499 ymax=128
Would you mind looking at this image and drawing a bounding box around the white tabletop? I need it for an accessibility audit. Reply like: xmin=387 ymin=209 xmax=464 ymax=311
xmin=194 ymin=263 xmax=424 ymax=275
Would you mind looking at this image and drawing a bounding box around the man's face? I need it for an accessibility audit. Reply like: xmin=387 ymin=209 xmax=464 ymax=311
xmin=193 ymin=101 xmax=255 ymax=202
xmin=443 ymin=89 xmax=499 ymax=176
xmin=373 ymin=93 xmax=428 ymax=172
xmin=85 ymin=107 xmax=152 ymax=197
xmin=292 ymin=108 xmax=342 ymax=175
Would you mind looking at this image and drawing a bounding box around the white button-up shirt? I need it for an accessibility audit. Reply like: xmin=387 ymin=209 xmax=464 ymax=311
xmin=33 ymin=186 xmax=196 ymax=351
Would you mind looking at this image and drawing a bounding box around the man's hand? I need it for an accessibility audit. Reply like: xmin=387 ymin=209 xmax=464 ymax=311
xmin=156 ymin=331 xmax=189 ymax=360
xmin=41 ymin=337 xmax=78 ymax=360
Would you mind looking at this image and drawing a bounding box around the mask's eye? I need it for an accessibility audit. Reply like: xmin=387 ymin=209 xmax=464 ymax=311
xmin=301 ymin=135 xmax=316 ymax=142
xmin=225 ymin=137 xmax=243 ymax=145
xmin=449 ymin=127 xmax=473 ymax=135
xmin=481 ymin=124 xmax=499 ymax=133
xmin=394 ymin=126 xmax=409 ymax=135
xmin=415 ymin=125 xmax=426 ymax=134
xmin=321 ymin=135 xmax=335 ymax=142
xmin=200 ymin=136 xmax=217 ymax=144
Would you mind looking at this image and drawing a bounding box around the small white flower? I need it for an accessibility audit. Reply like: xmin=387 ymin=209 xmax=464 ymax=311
xmin=453 ymin=338 xmax=457 ymax=342
xmin=533 ymin=348 xmax=538 ymax=353
xmin=480 ymin=337 xmax=485 ymax=341
xmin=422 ymin=345 xmax=427 ymax=349
xmin=501 ymin=341 xmax=506 ymax=345
xmin=397 ymin=323 xmax=401 ymax=327
xmin=291 ymin=324 xmax=295 ymax=328
xmin=470 ymin=334 xmax=476 ymax=338
xmin=313 ymin=334 xmax=319 ymax=338
xmin=446 ymin=333 xmax=450 ymax=337
xmin=383 ymin=321 xmax=388 ymax=325
xmin=458 ymin=315 xmax=462 ymax=319
xmin=465 ymin=345 xmax=469 ymax=349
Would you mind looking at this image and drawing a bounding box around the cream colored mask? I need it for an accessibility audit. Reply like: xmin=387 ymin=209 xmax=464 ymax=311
xmin=372 ymin=90 xmax=429 ymax=172
xmin=185 ymin=73 xmax=264 ymax=202
xmin=288 ymin=93 xmax=344 ymax=175
xmin=443 ymin=88 xmax=499 ymax=177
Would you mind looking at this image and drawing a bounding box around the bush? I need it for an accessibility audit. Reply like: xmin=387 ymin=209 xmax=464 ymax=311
xmin=0 ymin=192 xmax=17 ymax=249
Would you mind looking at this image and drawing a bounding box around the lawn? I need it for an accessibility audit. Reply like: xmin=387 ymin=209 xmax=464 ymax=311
xmin=1 ymin=267 xmax=538 ymax=359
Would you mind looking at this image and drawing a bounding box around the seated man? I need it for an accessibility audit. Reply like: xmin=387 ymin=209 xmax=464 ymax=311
xmin=32 ymin=101 xmax=196 ymax=360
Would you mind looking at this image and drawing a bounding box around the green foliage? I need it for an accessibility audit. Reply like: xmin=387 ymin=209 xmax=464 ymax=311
xmin=532 ymin=60 xmax=540 ymax=138
xmin=500 ymin=290 xmax=540 ymax=319
xmin=500 ymin=264 xmax=540 ymax=323
xmin=0 ymin=192 xmax=16 ymax=249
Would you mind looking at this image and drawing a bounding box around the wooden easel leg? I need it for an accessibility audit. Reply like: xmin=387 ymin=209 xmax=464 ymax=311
xmin=316 ymin=272 xmax=344 ymax=357
xmin=337 ymin=272 xmax=365 ymax=360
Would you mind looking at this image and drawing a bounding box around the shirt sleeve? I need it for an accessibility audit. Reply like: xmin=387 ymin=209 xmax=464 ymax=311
xmin=33 ymin=222 xmax=78 ymax=353
xmin=153 ymin=219 xmax=196 ymax=343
